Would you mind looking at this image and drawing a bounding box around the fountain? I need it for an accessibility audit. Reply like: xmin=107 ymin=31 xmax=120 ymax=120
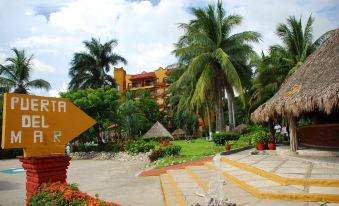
xmin=194 ymin=157 xmax=236 ymax=206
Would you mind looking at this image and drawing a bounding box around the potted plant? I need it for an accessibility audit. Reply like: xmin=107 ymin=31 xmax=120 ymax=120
xmin=253 ymin=131 xmax=267 ymax=151
xmin=268 ymin=135 xmax=276 ymax=150
xmin=225 ymin=141 xmax=231 ymax=151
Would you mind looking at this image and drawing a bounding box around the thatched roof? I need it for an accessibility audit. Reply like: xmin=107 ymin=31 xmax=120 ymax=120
xmin=252 ymin=29 xmax=339 ymax=122
xmin=143 ymin=121 xmax=173 ymax=138
xmin=172 ymin=128 xmax=186 ymax=136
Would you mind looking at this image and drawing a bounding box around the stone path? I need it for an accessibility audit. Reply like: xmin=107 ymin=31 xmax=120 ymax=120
xmin=160 ymin=152 xmax=339 ymax=206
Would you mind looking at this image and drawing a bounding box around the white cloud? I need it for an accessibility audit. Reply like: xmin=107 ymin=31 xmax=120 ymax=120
xmin=47 ymin=82 xmax=68 ymax=97
xmin=32 ymin=59 xmax=56 ymax=73
xmin=0 ymin=0 xmax=338 ymax=94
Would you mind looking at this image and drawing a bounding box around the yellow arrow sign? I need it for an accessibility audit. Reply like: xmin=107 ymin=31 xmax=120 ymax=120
xmin=1 ymin=93 xmax=96 ymax=157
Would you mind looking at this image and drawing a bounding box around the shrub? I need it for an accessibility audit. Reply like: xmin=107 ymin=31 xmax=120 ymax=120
xmin=103 ymin=143 xmax=120 ymax=153
xmin=73 ymin=142 xmax=99 ymax=152
xmin=164 ymin=145 xmax=181 ymax=156
xmin=148 ymin=148 xmax=165 ymax=162
xmin=143 ymin=136 xmax=172 ymax=142
xmin=29 ymin=181 xmax=120 ymax=206
xmin=124 ymin=140 xmax=155 ymax=154
xmin=0 ymin=148 xmax=23 ymax=159
xmin=275 ymin=134 xmax=288 ymax=143
xmin=212 ymin=132 xmax=240 ymax=145
xmin=250 ymin=131 xmax=268 ymax=143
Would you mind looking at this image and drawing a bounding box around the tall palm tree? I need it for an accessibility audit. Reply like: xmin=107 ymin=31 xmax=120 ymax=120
xmin=274 ymin=15 xmax=334 ymax=75
xmin=69 ymin=38 xmax=127 ymax=89
xmin=0 ymin=48 xmax=51 ymax=94
xmin=172 ymin=1 xmax=261 ymax=130
xmin=250 ymin=15 xmax=334 ymax=108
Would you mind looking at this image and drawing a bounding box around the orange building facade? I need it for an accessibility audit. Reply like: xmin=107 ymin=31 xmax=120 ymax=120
xmin=114 ymin=67 xmax=213 ymax=135
xmin=114 ymin=67 xmax=172 ymax=107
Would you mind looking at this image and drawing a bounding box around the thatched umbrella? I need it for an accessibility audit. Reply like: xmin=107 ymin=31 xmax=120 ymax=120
xmin=143 ymin=121 xmax=173 ymax=139
xmin=172 ymin=128 xmax=186 ymax=139
xmin=251 ymin=29 xmax=339 ymax=151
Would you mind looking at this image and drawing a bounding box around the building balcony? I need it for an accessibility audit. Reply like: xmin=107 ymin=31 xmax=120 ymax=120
xmin=128 ymin=85 xmax=155 ymax=91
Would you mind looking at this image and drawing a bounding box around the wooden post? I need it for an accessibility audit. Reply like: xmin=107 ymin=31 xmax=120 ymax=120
xmin=288 ymin=115 xmax=298 ymax=152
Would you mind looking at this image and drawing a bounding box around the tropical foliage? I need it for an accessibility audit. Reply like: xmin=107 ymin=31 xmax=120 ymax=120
xmin=0 ymin=48 xmax=51 ymax=94
xmin=171 ymin=0 xmax=261 ymax=133
xmin=69 ymin=38 xmax=127 ymax=89
xmin=250 ymin=15 xmax=334 ymax=108
xmin=118 ymin=90 xmax=161 ymax=137
xmin=60 ymin=87 xmax=120 ymax=143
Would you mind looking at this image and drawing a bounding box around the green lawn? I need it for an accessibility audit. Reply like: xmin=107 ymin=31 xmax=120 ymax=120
xmin=155 ymin=139 xmax=242 ymax=168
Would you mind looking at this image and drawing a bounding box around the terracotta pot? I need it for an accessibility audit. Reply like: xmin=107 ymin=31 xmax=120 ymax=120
xmin=256 ymin=142 xmax=265 ymax=150
xmin=268 ymin=143 xmax=276 ymax=150
xmin=225 ymin=145 xmax=231 ymax=151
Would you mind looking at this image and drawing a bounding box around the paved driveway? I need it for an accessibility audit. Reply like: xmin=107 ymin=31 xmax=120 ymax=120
xmin=0 ymin=159 xmax=165 ymax=206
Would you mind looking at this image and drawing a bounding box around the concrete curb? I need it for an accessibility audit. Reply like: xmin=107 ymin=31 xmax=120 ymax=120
xmin=220 ymin=146 xmax=253 ymax=156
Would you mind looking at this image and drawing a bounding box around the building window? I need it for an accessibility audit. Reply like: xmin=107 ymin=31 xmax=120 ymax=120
xmin=116 ymin=84 xmax=120 ymax=91
xmin=156 ymin=89 xmax=160 ymax=94
xmin=132 ymin=82 xmax=141 ymax=88
xmin=145 ymin=79 xmax=154 ymax=86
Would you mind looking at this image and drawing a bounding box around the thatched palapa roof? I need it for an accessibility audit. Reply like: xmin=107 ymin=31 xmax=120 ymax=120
xmin=251 ymin=29 xmax=339 ymax=122
xmin=143 ymin=121 xmax=173 ymax=139
xmin=172 ymin=128 xmax=186 ymax=136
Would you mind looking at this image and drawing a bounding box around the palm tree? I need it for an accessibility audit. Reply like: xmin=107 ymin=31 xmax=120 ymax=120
xmin=0 ymin=48 xmax=51 ymax=94
xmin=69 ymin=38 xmax=127 ymax=89
xmin=172 ymin=1 xmax=261 ymax=131
xmin=275 ymin=15 xmax=334 ymax=75
xmin=250 ymin=15 xmax=334 ymax=108
xmin=118 ymin=91 xmax=146 ymax=137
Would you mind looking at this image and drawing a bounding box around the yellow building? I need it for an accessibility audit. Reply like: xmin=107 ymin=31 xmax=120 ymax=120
xmin=114 ymin=67 xmax=172 ymax=107
xmin=114 ymin=67 xmax=212 ymax=135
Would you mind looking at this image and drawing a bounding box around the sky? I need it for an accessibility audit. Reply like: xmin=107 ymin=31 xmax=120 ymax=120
xmin=0 ymin=0 xmax=338 ymax=97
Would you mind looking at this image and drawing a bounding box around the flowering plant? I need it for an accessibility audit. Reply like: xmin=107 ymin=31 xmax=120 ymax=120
xmin=29 ymin=181 xmax=121 ymax=206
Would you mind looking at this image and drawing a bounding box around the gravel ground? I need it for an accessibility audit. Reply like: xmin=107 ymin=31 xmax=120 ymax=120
xmin=70 ymin=151 xmax=151 ymax=162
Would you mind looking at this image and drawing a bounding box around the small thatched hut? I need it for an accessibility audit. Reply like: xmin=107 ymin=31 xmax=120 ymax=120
xmin=172 ymin=128 xmax=186 ymax=139
xmin=251 ymin=29 xmax=339 ymax=151
xmin=143 ymin=121 xmax=173 ymax=139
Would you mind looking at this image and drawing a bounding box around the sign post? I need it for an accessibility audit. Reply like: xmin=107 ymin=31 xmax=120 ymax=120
xmin=1 ymin=93 xmax=96 ymax=205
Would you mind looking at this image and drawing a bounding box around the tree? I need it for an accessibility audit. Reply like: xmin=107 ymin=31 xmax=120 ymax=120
xmin=60 ymin=87 xmax=120 ymax=143
xmin=174 ymin=111 xmax=199 ymax=138
xmin=118 ymin=90 xmax=162 ymax=137
xmin=0 ymin=48 xmax=51 ymax=94
xmin=250 ymin=15 xmax=334 ymax=109
xmin=69 ymin=38 xmax=127 ymax=89
xmin=118 ymin=91 xmax=147 ymax=138
xmin=275 ymin=15 xmax=334 ymax=75
xmin=134 ymin=90 xmax=162 ymax=132
xmin=172 ymin=1 xmax=261 ymax=130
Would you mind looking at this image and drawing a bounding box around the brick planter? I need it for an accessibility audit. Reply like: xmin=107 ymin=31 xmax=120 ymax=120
xmin=18 ymin=154 xmax=71 ymax=205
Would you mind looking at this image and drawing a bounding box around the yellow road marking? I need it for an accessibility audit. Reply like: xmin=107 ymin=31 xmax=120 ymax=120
xmin=185 ymin=166 xmax=208 ymax=192
xmin=221 ymin=157 xmax=339 ymax=187
xmin=205 ymin=163 xmax=339 ymax=203
xmin=160 ymin=174 xmax=172 ymax=206
xmin=167 ymin=172 xmax=187 ymax=206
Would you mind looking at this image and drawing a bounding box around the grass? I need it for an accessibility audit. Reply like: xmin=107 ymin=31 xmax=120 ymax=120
xmin=155 ymin=138 xmax=250 ymax=168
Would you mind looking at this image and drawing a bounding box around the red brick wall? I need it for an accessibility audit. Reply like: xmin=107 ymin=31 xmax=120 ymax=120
xmin=299 ymin=123 xmax=339 ymax=148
